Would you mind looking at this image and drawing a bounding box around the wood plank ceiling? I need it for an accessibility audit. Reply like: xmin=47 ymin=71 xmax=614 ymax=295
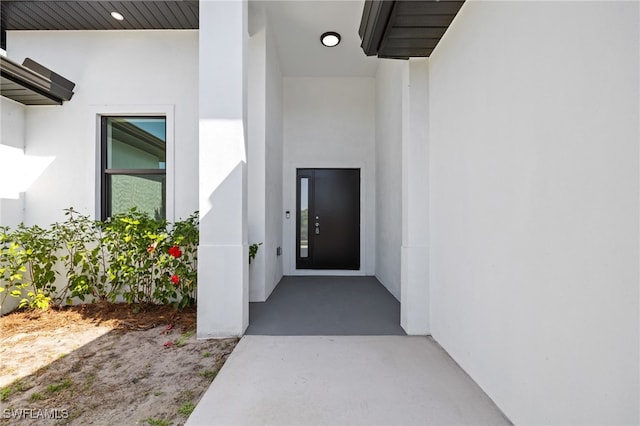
xmin=1 ymin=1 xmax=198 ymax=32
xmin=360 ymin=0 xmax=465 ymax=59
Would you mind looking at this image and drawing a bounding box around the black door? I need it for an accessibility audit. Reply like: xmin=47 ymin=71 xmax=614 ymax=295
xmin=296 ymin=168 xmax=360 ymax=270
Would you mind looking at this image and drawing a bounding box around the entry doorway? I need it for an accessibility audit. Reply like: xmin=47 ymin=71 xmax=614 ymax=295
xmin=296 ymin=168 xmax=360 ymax=270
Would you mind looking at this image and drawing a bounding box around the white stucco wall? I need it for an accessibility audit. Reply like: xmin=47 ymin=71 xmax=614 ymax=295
xmin=6 ymin=30 xmax=199 ymax=225
xmin=248 ymin=18 xmax=268 ymax=301
xmin=0 ymin=98 xmax=25 ymax=151
xmin=264 ymin=24 xmax=284 ymax=296
xmin=374 ymin=60 xmax=403 ymax=299
xmin=429 ymin=1 xmax=639 ymax=424
xmin=0 ymin=97 xmax=26 ymax=227
xmin=0 ymin=97 xmax=26 ymax=314
xmin=282 ymin=77 xmax=376 ymax=275
xmin=401 ymin=59 xmax=431 ymax=334
xmin=248 ymin=12 xmax=284 ymax=302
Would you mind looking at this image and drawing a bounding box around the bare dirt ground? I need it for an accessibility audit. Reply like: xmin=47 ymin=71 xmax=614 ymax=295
xmin=0 ymin=303 xmax=238 ymax=425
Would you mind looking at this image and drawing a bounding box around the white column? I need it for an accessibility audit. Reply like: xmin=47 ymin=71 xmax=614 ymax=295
xmin=197 ymin=0 xmax=249 ymax=338
xmin=401 ymin=59 xmax=430 ymax=335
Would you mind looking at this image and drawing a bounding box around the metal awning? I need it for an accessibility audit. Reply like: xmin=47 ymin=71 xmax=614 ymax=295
xmin=1 ymin=56 xmax=75 ymax=105
xmin=359 ymin=0 xmax=465 ymax=59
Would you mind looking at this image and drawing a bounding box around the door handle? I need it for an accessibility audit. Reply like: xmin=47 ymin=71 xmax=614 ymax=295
xmin=315 ymin=222 xmax=320 ymax=235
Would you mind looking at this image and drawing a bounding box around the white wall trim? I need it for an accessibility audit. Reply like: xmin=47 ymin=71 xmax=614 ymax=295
xmin=90 ymin=104 xmax=176 ymax=222
xmin=284 ymin=161 xmax=368 ymax=276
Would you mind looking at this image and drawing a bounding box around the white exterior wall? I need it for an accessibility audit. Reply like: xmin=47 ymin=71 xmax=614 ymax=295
xmin=264 ymin=24 xmax=284 ymax=296
xmin=248 ymin=17 xmax=268 ymax=301
xmin=6 ymin=30 xmax=199 ymax=225
xmin=248 ymin=11 xmax=284 ymax=302
xmin=429 ymin=1 xmax=639 ymax=424
xmin=0 ymin=98 xmax=26 ymax=228
xmin=400 ymin=59 xmax=430 ymax=334
xmin=282 ymin=77 xmax=376 ymax=276
xmin=374 ymin=60 xmax=403 ymax=299
xmin=374 ymin=59 xmax=431 ymax=333
xmin=0 ymin=97 xmax=26 ymax=314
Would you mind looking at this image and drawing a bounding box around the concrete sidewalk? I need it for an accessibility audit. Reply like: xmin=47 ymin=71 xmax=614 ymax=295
xmin=186 ymin=336 xmax=511 ymax=425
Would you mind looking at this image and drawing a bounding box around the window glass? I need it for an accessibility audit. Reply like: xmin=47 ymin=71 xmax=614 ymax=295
xmin=299 ymin=177 xmax=309 ymax=258
xmin=110 ymin=175 xmax=165 ymax=220
xmin=102 ymin=116 xmax=166 ymax=220
xmin=106 ymin=117 xmax=166 ymax=169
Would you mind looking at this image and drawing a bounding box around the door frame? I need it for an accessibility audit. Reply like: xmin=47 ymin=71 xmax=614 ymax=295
xmin=285 ymin=161 xmax=367 ymax=276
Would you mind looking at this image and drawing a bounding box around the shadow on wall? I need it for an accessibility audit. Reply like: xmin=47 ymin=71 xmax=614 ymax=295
xmin=198 ymin=160 xmax=247 ymax=246
xmin=197 ymin=160 xmax=249 ymax=337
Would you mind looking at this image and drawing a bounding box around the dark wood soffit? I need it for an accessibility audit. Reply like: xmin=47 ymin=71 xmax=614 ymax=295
xmin=359 ymin=0 xmax=465 ymax=60
xmin=1 ymin=1 xmax=198 ymax=31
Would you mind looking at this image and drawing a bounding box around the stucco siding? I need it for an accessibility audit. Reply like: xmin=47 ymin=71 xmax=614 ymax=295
xmin=6 ymin=30 xmax=198 ymax=225
xmin=429 ymin=1 xmax=640 ymax=423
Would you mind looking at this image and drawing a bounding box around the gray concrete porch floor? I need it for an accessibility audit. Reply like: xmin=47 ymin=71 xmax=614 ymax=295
xmin=186 ymin=277 xmax=510 ymax=425
xmin=246 ymin=276 xmax=406 ymax=336
xmin=186 ymin=335 xmax=511 ymax=425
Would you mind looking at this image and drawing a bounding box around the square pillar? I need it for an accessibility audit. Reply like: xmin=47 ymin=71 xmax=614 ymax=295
xmin=197 ymin=0 xmax=249 ymax=338
xmin=401 ymin=59 xmax=430 ymax=335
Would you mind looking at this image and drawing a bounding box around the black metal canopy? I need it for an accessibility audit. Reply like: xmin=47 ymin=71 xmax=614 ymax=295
xmin=1 ymin=55 xmax=75 ymax=105
xmin=359 ymin=0 xmax=465 ymax=59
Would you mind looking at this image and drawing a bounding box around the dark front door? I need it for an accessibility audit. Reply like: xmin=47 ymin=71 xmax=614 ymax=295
xmin=296 ymin=168 xmax=360 ymax=270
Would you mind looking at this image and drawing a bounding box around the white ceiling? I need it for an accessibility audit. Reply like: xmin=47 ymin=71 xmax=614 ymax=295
xmin=260 ymin=1 xmax=380 ymax=77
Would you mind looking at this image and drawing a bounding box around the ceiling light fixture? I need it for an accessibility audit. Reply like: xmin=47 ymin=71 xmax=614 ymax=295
xmin=110 ymin=11 xmax=125 ymax=21
xmin=321 ymin=31 xmax=341 ymax=47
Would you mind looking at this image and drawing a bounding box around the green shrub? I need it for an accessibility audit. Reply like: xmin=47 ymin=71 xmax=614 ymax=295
xmin=102 ymin=209 xmax=198 ymax=308
xmin=0 ymin=223 xmax=58 ymax=310
xmin=51 ymin=208 xmax=110 ymax=305
xmin=0 ymin=208 xmax=199 ymax=311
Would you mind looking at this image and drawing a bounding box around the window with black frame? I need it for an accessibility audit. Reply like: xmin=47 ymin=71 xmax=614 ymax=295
xmin=101 ymin=116 xmax=166 ymax=220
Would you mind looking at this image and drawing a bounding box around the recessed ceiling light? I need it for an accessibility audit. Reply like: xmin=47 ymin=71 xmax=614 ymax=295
xmin=321 ymin=32 xmax=341 ymax=47
xmin=111 ymin=11 xmax=125 ymax=21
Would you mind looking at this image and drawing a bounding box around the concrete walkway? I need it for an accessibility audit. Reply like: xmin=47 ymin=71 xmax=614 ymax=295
xmin=186 ymin=335 xmax=511 ymax=425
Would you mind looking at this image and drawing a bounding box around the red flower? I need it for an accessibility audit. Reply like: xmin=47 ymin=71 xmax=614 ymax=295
xmin=171 ymin=274 xmax=180 ymax=285
xmin=163 ymin=341 xmax=174 ymax=348
xmin=168 ymin=245 xmax=182 ymax=258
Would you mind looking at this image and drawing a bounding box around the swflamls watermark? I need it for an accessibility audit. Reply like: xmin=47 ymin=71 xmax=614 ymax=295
xmin=2 ymin=408 xmax=69 ymax=420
